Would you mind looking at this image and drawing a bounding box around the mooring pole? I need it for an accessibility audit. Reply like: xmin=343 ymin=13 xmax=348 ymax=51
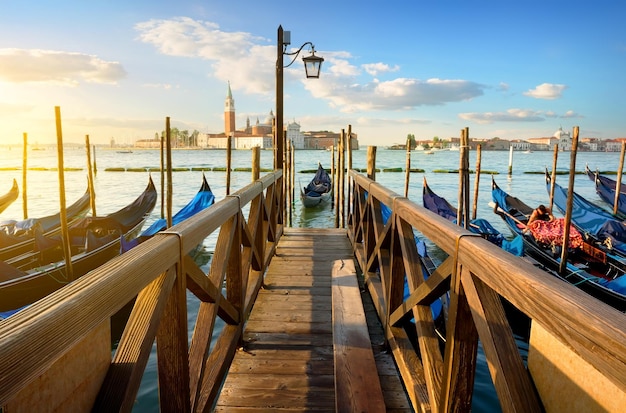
xmin=226 ymin=135 xmax=232 ymax=196
xmin=613 ymin=141 xmax=625 ymax=215
xmin=160 ymin=135 xmax=165 ymax=219
xmin=165 ymin=117 xmax=173 ymax=228
xmin=472 ymin=144 xmax=482 ymax=220
xmin=85 ymin=135 xmax=97 ymax=217
xmin=549 ymin=144 xmax=559 ymax=212
xmin=54 ymin=106 xmax=73 ymax=279
xmin=559 ymin=127 xmax=579 ymax=275
xmin=404 ymin=136 xmax=411 ymax=198
xmin=22 ymin=132 xmax=28 ymax=219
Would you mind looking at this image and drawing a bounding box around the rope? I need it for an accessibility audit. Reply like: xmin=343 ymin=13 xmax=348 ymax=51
xmin=452 ymin=233 xmax=482 ymax=286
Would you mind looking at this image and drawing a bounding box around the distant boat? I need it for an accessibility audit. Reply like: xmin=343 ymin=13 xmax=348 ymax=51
xmin=300 ymin=163 xmax=332 ymax=207
xmin=117 ymin=150 xmax=133 ymax=154
xmin=523 ymin=150 xmax=533 ymax=154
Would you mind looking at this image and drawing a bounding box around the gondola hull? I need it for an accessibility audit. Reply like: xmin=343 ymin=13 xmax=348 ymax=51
xmin=0 ymin=189 xmax=91 ymax=262
xmin=0 ymin=179 xmax=19 ymax=214
xmin=0 ymin=177 xmax=157 ymax=313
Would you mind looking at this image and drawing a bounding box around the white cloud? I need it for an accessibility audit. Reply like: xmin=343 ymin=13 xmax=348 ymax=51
xmin=142 ymin=83 xmax=174 ymax=90
xmin=135 ymin=18 xmax=486 ymax=112
xmin=362 ymin=62 xmax=400 ymax=76
xmin=306 ymin=77 xmax=485 ymax=112
xmin=135 ymin=17 xmax=274 ymax=95
xmin=0 ymin=48 xmax=126 ymax=85
xmin=561 ymin=110 xmax=583 ymax=119
xmin=523 ymin=83 xmax=567 ymax=99
xmin=459 ymin=109 xmax=546 ymax=124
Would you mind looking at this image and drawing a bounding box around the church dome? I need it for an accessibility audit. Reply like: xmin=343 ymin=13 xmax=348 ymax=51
xmin=553 ymin=127 xmax=570 ymax=139
xmin=265 ymin=110 xmax=275 ymax=125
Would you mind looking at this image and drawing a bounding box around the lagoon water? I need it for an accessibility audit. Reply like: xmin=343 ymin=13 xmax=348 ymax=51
xmin=1 ymin=146 xmax=622 ymax=411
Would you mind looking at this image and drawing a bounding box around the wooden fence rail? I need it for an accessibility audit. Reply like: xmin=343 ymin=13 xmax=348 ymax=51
xmin=347 ymin=170 xmax=626 ymax=412
xmin=0 ymin=170 xmax=284 ymax=412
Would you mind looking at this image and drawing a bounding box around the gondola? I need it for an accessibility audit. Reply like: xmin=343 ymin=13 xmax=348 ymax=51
xmin=0 ymin=188 xmax=91 ymax=262
xmin=422 ymin=177 xmax=522 ymax=255
xmin=0 ymin=176 xmax=157 ymax=313
xmin=0 ymin=179 xmax=19 ymax=214
xmin=547 ymin=170 xmax=626 ymax=257
xmin=492 ymin=177 xmax=626 ymax=311
xmin=584 ymin=165 xmax=626 ymax=217
xmin=121 ymin=174 xmax=215 ymax=251
xmin=300 ymin=163 xmax=332 ymax=207
xmin=585 ymin=165 xmax=626 ymax=193
xmin=423 ymin=177 xmax=531 ymax=334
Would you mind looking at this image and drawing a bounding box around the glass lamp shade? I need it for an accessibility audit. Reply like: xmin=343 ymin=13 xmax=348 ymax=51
xmin=302 ymin=53 xmax=324 ymax=78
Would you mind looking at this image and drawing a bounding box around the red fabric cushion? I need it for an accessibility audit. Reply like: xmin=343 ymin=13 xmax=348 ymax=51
xmin=528 ymin=218 xmax=583 ymax=249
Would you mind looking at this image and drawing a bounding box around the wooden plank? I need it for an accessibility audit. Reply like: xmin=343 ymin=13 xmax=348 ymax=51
xmin=332 ymin=259 xmax=386 ymax=412
xmin=215 ymin=228 xmax=340 ymax=411
xmin=216 ymin=228 xmax=409 ymax=411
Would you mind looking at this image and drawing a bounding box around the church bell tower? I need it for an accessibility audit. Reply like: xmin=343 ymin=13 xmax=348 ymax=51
xmin=225 ymin=81 xmax=235 ymax=136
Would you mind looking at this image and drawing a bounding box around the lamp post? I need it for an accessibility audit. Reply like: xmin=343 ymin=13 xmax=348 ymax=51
xmin=275 ymin=25 xmax=324 ymax=170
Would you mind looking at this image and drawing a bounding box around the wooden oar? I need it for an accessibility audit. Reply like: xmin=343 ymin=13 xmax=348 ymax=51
xmin=488 ymin=201 xmax=527 ymax=229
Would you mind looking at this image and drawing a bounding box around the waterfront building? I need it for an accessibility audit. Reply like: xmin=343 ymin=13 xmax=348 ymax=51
xmin=510 ymin=139 xmax=532 ymax=151
xmin=604 ymin=138 xmax=626 ymax=151
xmin=302 ymin=131 xmax=359 ymax=150
xmin=287 ymin=121 xmax=305 ymax=149
xmin=200 ymin=83 xmax=357 ymax=150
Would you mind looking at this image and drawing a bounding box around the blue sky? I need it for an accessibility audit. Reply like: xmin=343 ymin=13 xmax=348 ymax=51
xmin=1 ymin=1 xmax=625 ymax=146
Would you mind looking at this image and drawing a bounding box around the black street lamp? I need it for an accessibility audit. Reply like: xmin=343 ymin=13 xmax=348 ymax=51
xmin=275 ymin=25 xmax=324 ymax=170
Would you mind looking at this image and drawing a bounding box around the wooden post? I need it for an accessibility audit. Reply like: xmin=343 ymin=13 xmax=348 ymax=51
xmin=463 ymin=127 xmax=470 ymax=226
xmin=549 ymin=144 xmax=559 ymax=212
xmin=166 ymin=117 xmax=173 ymax=228
xmin=334 ymin=138 xmax=340 ymax=228
xmin=22 ymin=132 xmax=28 ymax=219
xmin=346 ymin=125 xmax=353 ymax=217
xmin=613 ymin=141 xmax=625 ymax=215
xmin=92 ymin=144 xmax=97 ymax=175
xmin=290 ymin=140 xmax=295 ymax=227
xmin=472 ymin=144 xmax=482 ymax=220
xmin=339 ymin=129 xmax=345 ymax=228
xmin=457 ymin=129 xmax=468 ymax=228
xmin=252 ymin=146 xmax=260 ymax=181
xmin=54 ymin=106 xmax=73 ymax=279
xmin=559 ymin=127 xmax=579 ymax=275
xmin=282 ymin=130 xmax=288 ymax=226
xmin=508 ymin=145 xmax=513 ymax=175
xmin=275 ymin=25 xmax=284 ymax=171
xmin=226 ymin=135 xmax=232 ymax=195
xmin=404 ymin=136 xmax=411 ymax=198
xmin=287 ymin=140 xmax=292 ymax=227
xmin=331 ymin=145 xmax=336 ymax=209
xmin=160 ymin=135 xmax=165 ymax=219
xmin=367 ymin=146 xmax=377 ymax=181
xmin=85 ymin=135 xmax=97 ymax=217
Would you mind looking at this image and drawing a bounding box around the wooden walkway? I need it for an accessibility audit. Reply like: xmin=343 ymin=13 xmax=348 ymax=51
xmin=214 ymin=228 xmax=412 ymax=412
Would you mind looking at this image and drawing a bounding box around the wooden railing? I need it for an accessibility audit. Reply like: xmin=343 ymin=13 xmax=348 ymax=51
xmin=347 ymin=170 xmax=626 ymax=412
xmin=0 ymin=170 xmax=284 ymax=412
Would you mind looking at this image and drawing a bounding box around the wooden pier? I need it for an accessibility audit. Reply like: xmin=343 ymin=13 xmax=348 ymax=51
xmin=215 ymin=228 xmax=409 ymax=411
xmin=1 ymin=163 xmax=625 ymax=412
